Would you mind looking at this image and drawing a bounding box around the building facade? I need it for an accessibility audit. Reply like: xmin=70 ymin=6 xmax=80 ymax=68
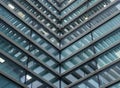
xmin=0 ymin=0 xmax=120 ymax=88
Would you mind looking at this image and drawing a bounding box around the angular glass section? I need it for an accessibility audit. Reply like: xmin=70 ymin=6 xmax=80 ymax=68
xmin=0 ymin=5 xmax=60 ymax=59
xmin=1 ymin=0 xmax=60 ymax=46
xmin=61 ymin=2 xmax=120 ymax=47
xmin=61 ymin=0 xmax=100 ymax=25
xmin=0 ymin=21 xmax=60 ymax=70
xmin=0 ymin=0 xmax=120 ymax=88
xmin=61 ymin=14 xmax=120 ymax=59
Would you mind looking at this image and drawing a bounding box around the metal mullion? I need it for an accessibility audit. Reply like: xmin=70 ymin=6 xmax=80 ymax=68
xmin=0 ymin=17 xmax=60 ymax=63
xmin=0 ymin=2 xmax=60 ymax=50
xmin=60 ymin=3 xmax=119 ymax=50
xmin=66 ymin=55 xmax=120 ymax=88
xmin=0 ymin=71 xmax=27 ymax=88
xmin=0 ymin=34 xmax=60 ymax=77
xmin=60 ymin=0 xmax=87 ymax=19
xmin=61 ymin=0 xmax=102 ymax=28
xmin=60 ymin=0 xmax=118 ymax=39
xmin=24 ymin=0 xmax=60 ymax=28
xmin=60 ymin=13 xmax=120 ymax=63
xmin=0 ymin=51 xmax=57 ymax=88
xmin=58 ymin=12 xmax=62 ymax=88
xmin=25 ymin=18 xmax=32 ymax=85
xmin=61 ymin=26 xmax=120 ymax=76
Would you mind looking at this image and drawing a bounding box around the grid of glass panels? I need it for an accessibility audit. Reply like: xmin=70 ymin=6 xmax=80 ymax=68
xmin=61 ymin=1 xmax=120 ymax=47
xmin=61 ymin=35 xmax=120 ymax=86
xmin=60 ymin=0 xmax=116 ymax=37
xmin=0 ymin=0 xmax=120 ymax=88
xmin=0 ymin=5 xmax=60 ymax=59
xmin=0 ymin=20 xmax=60 ymax=72
xmin=1 ymin=0 xmax=60 ymax=47
xmin=60 ymin=28 xmax=120 ymax=72
xmin=61 ymin=13 xmax=120 ymax=60
xmin=61 ymin=0 xmax=100 ymax=26
xmin=0 ymin=36 xmax=61 ymax=87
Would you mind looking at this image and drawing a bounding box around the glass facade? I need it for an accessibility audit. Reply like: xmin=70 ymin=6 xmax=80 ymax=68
xmin=0 ymin=0 xmax=120 ymax=88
